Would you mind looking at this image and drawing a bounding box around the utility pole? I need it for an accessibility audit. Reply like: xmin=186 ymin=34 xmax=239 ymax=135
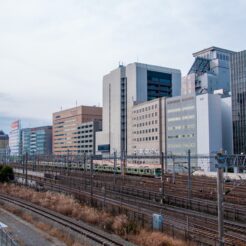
xmin=83 ymin=153 xmax=86 ymax=172
xmin=172 ymin=154 xmax=176 ymax=184
xmin=188 ymin=149 xmax=192 ymax=204
xmin=121 ymin=151 xmax=126 ymax=177
xmin=217 ymin=166 xmax=224 ymax=246
xmin=113 ymin=151 xmax=117 ymax=185
xmin=25 ymin=152 xmax=28 ymax=186
xmin=216 ymin=151 xmax=226 ymax=246
xmin=90 ymin=155 xmax=93 ymax=205
xmin=160 ymin=152 xmax=164 ymax=203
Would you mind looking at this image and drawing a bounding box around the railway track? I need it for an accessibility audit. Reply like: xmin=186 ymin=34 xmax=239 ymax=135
xmin=54 ymin=173 xmax=246 ymax=223
xmin=12 ymin=163 xmax=246 ymax=204
xmin=0 ymin=193 xmax=134 ymax=246
xmin=14 ymin=172 xmax=246 ymax=246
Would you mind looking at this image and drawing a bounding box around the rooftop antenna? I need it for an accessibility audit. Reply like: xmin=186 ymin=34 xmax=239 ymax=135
xmin=60 ymin=106 xmax=62 ymax=111
xmin=119 ymin=61 xmax=124 ymax=67
xmin=76 ymin=100 xmax=78 ymax=107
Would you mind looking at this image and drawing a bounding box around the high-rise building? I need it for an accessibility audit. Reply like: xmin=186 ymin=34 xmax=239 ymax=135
xmin=53 ymin=106 xmax=102 ymax=155
xmin=9 ymin=120 xmax=22 ymax=156
xmin=96 ymin=62 xmax=181 ymax=155
xmin=182 ymin=47 xmax=235 ymax=96
xmin=0 ymin=130 xmax=9 ymax=158
xmin=231 ymin=50 xmax=246 ymax=154
xmin=22 ymin=126 xmax=52 ymax=155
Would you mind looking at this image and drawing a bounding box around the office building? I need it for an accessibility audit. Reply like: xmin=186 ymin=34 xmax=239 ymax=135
xmin=74 ymin=120 xmax=102 ymax=155
xmin=130 ymin=97 xmax=166 ymax=155
xmin=22 ymin=126 xmax=52 ymax=155
xmin=231 ymin=50 xmax=246 ymax=154
xmin=166 ymin=95 xmax=197 ymax=156
xmin=9 ymin=120 xmax=22 ymax=156
xmin=53 ymin=105 xmax=102 ymax=155
xmin=166 ymin=93 xmax=233 ymax=171
xmin=0 ymin=130 xmax=9 ymax=158
xmin=182 ymin=47 xmax=235 ymax=96
xmin=96 ymin=62 xmax=181 ymax=155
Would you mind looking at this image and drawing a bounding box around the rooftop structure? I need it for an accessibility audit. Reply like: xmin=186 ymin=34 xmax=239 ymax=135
xmin=182 ymin=46 xmax=235 ymax=96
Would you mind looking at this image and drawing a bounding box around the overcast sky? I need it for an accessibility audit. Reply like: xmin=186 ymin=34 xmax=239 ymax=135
xmin=0 ymin=0 xmax=246 ymax=133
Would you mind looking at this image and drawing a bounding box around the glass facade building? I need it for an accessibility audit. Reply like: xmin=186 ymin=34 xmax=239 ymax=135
xmin=147 ymin=71 xmax=172 ymax=100
xmin=22 ymin=126 xmax=52 ymax=155
xmin=9 ymin=120 xmax=22 ymax=156
xmin=231 ymin=50 xmax=246 ymax=154
xmin=0 ymin=131 xmax=9 ymax=158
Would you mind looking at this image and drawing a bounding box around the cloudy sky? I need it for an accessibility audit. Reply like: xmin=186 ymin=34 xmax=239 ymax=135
xmin=0 ymin=0 xmax=246 ymax=133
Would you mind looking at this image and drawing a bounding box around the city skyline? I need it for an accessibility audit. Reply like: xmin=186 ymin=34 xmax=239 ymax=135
xmin=1 ymin=0 xmax=246 ymax=133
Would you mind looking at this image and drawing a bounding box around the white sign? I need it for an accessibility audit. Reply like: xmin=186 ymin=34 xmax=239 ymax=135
xmin=0 ymin=222 xmax=7 ymax=228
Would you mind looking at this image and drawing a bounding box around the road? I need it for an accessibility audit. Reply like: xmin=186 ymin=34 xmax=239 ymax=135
xmin=0 ymin=207 xmax=65 ymax=246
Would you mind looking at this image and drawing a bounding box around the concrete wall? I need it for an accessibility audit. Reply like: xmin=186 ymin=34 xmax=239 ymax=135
xmin=196 ymin=94 xmax=222 ymax=172
xmin=196 ymin=94 xmax=222 ymax=155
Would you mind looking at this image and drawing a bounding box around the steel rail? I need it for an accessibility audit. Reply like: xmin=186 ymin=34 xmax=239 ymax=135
xmin=0 ymin=193 xmax=133 ymax=246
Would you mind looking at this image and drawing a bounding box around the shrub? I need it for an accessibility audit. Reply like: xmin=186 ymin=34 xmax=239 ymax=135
xmin=0 ymin=165 xmax=14 ymax=182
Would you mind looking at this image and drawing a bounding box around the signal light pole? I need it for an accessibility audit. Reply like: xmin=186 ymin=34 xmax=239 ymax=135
xmin=216 ymin=151 xmax=226 ymax=246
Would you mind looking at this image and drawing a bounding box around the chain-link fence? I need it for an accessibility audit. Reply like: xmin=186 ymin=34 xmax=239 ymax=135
xmin=0 ymin=227 xmax=18 ymax=246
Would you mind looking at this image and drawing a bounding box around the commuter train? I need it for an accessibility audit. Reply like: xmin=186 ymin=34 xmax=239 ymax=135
xmin=93 ymin=163 xmax=161 ymax=178
xmin=26 ymin=160 xmax=162 ymax=178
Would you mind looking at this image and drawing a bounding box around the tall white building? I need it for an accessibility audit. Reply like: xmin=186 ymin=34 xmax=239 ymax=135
xmin=96 ymin=63 xmax=181 ymax=155
xmin=166 ymin=93 xmax=233 ymax=171
xmin=9 ymin=120 xmax=22 ymax=156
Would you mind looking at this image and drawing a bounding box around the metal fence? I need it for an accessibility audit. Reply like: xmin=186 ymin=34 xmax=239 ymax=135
xmin=0 ymin=228 xmax=18 ymax=246
xmin=2 ymin=151 xmax=246 ymax=172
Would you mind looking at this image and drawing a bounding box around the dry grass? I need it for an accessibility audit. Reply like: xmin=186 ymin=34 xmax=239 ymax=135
xmin=0 ymin=183 xmax=188 ymax=246
xmin=131 ymin=229 xmax=188 ymax=246
xmin=0 ymin=183 xmax=129 ymax=233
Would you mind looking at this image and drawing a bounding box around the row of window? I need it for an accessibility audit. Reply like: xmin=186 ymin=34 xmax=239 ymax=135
xmin=78 ymin=150 xmax=93 ymax=153
xmin=76 ymin=140 xmax=93 ymax=143
xmin=167 ymin=115 xmax=195 ymax=122
xmin=133 ymin=128 xmax=158 ymax=134
xmin=75 ymin=134 xmax=93 ymax=139
xmin=133 ymin=120 xmax=158 ymax=128
xmin=133 ymin=112 xmax=158 ymax=120
xmin=78 ymin=125 xmax=93 ymax=129
xmin=168 ymin=143 xmax=196 ymax=148
xmin=133 ymin=104 xmax=158 ymax=114
xmin=167 ymin=124 xmax=195 ymax=131
xmin=217 ymin=53 xmax=229 ymax=61
xmin=134 ymin=136 xmax=158 ymax=142
xmin=168 ymin=133 xmax=195 ymax=139
xmin=76 ymin=130 xmax=93 ymax=134
xmin=167 ymin=106 xmax=195 ymax=113
xmin=78 ymin=145 xmax=93 ymax=148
